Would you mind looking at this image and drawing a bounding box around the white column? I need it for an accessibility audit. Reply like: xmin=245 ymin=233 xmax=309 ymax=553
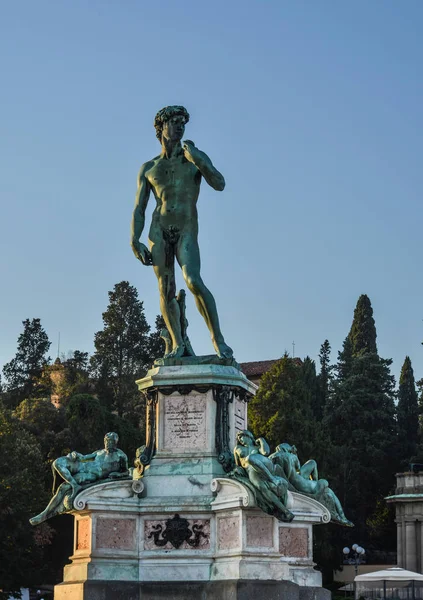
xmin=405 ymin=521 xmax=417 ymax=572
xmin=397 ymin=522 xmax=403 ymax=567
xmin=420 ymin=521 xmax=423 ymax=574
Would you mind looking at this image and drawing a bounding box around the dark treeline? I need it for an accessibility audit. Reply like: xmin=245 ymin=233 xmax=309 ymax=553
xmin=249 ymin=294 xmax=422 ymax=580
xmin=0 ymin=289 xmax=421 ymax=595
xmin=0 ymin=281 xmax=165 ymax=599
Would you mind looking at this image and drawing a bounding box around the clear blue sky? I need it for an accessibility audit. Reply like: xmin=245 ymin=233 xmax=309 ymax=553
xmin=1 ymin=0 xmax=422 ymax=383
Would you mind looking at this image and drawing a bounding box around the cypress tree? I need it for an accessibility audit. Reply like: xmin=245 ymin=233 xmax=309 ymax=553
xmin=324 ymin=295 xmax=396 ymax=543
xmin=90 ymin=281 xmax=151 ymax=417
xmin=2 ymin=318 xmax=51 ymax=407
xmin=348 ymin=294 xmax=377 ymax=355
xmin=397 ymin=356 xmax=419 ymax=466
xmin=316 ymin=340 xmax=332 ymax=419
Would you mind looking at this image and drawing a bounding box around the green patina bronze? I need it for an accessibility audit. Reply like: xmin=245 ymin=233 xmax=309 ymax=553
xmin=230 ymin=430 xmax=294 ymax=522
xmin=270 ymin=443 xmax=353 ymax=527
xmin=229 ymin=431 xmax=353 ymax=526
xmin=130 ymin=105 xmax=233 ymax=360
xmin=30 ymin=432 xmax=129 ymax=525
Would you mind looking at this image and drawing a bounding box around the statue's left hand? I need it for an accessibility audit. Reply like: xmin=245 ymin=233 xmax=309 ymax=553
xmin=183 ymin=140 xmax=202 ymax=166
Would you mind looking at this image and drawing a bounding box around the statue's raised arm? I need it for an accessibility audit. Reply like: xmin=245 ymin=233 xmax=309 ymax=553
xmin=182 ymin=140 xmax=225 ymax=191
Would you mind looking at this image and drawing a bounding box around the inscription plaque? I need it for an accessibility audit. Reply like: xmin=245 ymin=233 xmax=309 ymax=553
xmin=234 ymin=398 xmax=246 ymax=433
xmin=163 ymin=394 xmax=207 ymax=451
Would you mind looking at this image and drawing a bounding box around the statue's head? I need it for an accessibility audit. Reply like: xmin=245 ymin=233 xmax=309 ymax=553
xmin=276 ymin=443 xmax=292 ymax=453
xmin=154 ymin=105 xmax=190 ymax=143
xmin=104 ymin=432 xmax=119 ymax=451
xmin=237 ymin=430 xmax=255 ymax=447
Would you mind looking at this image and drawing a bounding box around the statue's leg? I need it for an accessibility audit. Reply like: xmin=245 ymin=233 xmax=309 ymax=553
xmin=300 ymin=460 xmax=318 ymax=481
xmin=150 ymin=230 xmax=184 ymax=356
xmin=177 ymin=232 xmax=233 ymax=358
xmin=54 ymin=462 xmax=82 ymax=496
xmin=30 ymin=483 xmax=71 ymax=526
xmin=251 ymin=476 xmax=292 ymax=521
xmin=247 ymin=455 xmax=278 ymax=483
xmin=328 ymin=489 xmax=352 ymax=524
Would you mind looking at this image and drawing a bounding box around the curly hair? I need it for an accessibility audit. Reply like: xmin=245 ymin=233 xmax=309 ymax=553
xmin=154 ymin=105 xmax=190 ymax=141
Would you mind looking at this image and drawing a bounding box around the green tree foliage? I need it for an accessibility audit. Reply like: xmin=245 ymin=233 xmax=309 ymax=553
xmin=417 ymin=378 xmax=423 ymax=445
xmin=316 ymin=339 xmax=332 ymax=420
xmin=337 ymin=335 xmax=353 ymax=380
xmin=63 ymin=393 xmax=143 ymax=459
xmin=90 ymin=282 xmax=151 ymax=417
xmin=348 ymin=294 xmax=377 ymax=355
xmin=0 ymin=406 xmax=51 ymax=599
xmin=397 ymin=356 xmax=419 ymax=466
xmin=0 ymin=284 xmax=164 ymax=592
xmin=108 ymin=413 xmax=144 ymax=460
xmin=324 ymin=295 xmax=397 ymax=544
xmin=3 ymin=318 xmax=51 ymax=408
xmin=147 ymin=314 xmax=166 ymax=360
xmin=13 ymin=397 xmax=71 ymax=464
xmin=248 ymin=354 xmax=322 ymax=462
xmin=65 ymin=394 xmax=109 ymax=453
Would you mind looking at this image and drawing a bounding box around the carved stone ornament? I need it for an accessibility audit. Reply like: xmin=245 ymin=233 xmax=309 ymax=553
xmin=147 ymin=513 xmax=206 ymax=549
xmin=213 ymin=385 xmax=251 ymax=472
xmin=135 ymin=390 xmax=158 ymax=476
xmin=213 ymin=385 xmax=235 ymax=472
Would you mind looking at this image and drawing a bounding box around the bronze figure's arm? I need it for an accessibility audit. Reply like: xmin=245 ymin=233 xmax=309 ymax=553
xmin=182 ymin=140 xmax=225 ymax=191
xmin=256 ymin=437 xmax=270 ymax=456
xmin=70 ymin=451 xmax=97 ymax=462
xmin=130 ymin=162 xmax=153 ymax=265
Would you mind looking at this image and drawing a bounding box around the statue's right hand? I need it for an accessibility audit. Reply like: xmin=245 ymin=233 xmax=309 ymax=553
xmin=131 ymin=240 xmax=152 ymax=266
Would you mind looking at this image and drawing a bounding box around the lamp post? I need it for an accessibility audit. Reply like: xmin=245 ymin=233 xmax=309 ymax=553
xmin=343 ymin=544 xmax=366 ymax=598
xmin=343 ymin=544 xmax=366 ymax=576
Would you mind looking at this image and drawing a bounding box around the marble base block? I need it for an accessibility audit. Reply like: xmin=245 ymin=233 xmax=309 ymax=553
xmin=55 ymin=579 xmax=331 ymax=600
xmin=54 ymin=476 xmax=329 ymax=598
xmin=54 ymin=363 xmax=330 ymax=599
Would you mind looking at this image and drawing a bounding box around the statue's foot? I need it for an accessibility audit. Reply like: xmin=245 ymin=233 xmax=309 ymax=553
xmin=165 ymin=343 xmax=185 ymax=359
xmin=214 ymin=340 xmax=233 ymax=359
xmin=29 ymin=514 xmax=43 ymax=526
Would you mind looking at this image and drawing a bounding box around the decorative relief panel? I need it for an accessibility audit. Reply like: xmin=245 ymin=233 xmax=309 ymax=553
xmin=96 ymin=517 xmax=136 ymax=550
xmin=163 ymin=394 xmax=207 ymax=451
xmin=144 ymin=515 xmax=210 ymax=550
xmin=279 ymin=527 xmax=309 ymax=558
xmin=246 ymin=516 xmax=274 ymax=548
xmin=217 ymin=515 xmax=240 ymax=550
xmin=76 ymin=518 xmax=90 ymax=551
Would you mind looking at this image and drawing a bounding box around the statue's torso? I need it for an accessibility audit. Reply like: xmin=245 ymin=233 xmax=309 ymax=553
xmin=80 ymin=450 xmax=123 ymax=478
xmin=100 ymin=450 xmax=124 ymax=474
xmin=146 ymin=155 xmax=201 ymax=230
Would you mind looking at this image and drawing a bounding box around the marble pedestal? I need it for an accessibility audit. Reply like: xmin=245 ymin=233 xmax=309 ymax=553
xmin=54 ymin=363 xmax=331 ymax=600
xmin=136 ymin=363 xmax=256 ymax=492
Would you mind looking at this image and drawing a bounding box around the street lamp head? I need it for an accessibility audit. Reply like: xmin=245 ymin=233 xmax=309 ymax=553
xmin=352 ymin=544 xmax=358 ymax=551
xmin=343 ymin=547 xmax=350 ymax=555
xmin=360 ymin=548 xmax=365 ymax=555
xmin=356 ymin=546 xmax=363 ymax=554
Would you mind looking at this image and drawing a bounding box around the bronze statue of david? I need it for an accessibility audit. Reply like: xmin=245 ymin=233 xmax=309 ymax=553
xmin=131 ymin=106 xmax=233 ymax=359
